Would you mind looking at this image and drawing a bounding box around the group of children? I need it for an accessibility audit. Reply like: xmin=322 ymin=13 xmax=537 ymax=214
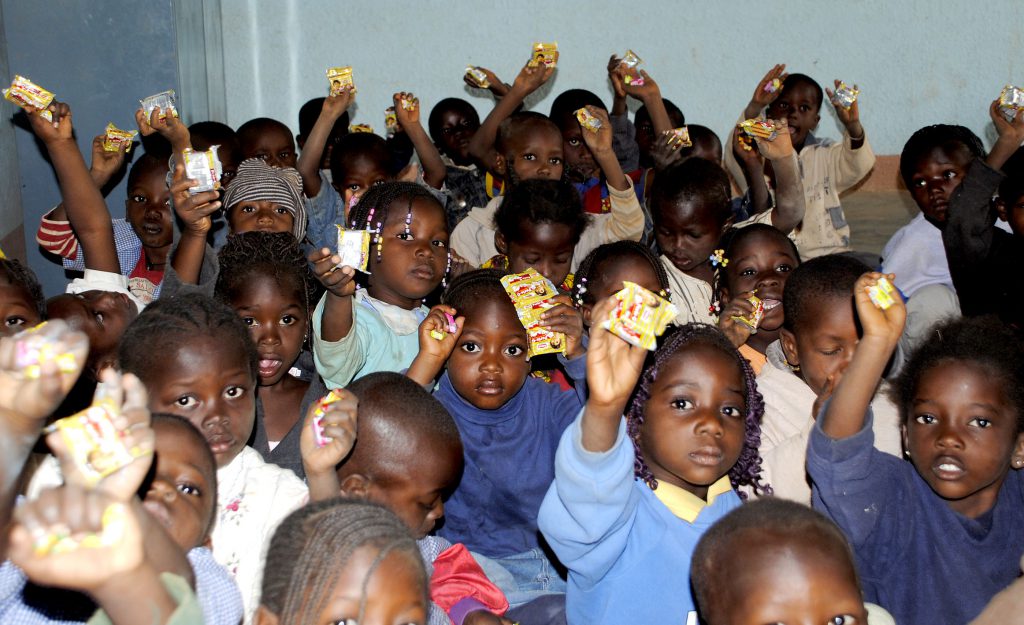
xmin=1 ymin=49 xmax=1023 ymax=625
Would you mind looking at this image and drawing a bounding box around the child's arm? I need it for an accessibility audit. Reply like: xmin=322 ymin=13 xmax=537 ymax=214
xmin=751 ymin=118 xmax=806 ymax=233
xmin=606 ymin=55 xmax=628 ymax=117
xmin=818 ymin=273 xmax=905 ymax=441
xmin=46 ymin=134 xmax=130 ymax=224
xmin=394 ymin=92 xmax=446 ymax=190
xmin=578 ymin=106 xmax=628 ymax=192
xmin=135 ymin=107 xmax=191 ymax=156
xmin=296 ymin=90 xmax=352 ymax=198
xmin=299 ymin=389 xmax=358 ymax=501
xmin=309 ymin=248 xmax=358 ymax=342
xmin=463 ymin=66 xmax=511 ymax=99
xmin=468 ymin=60 xmax=555 ymax=171
xmin=28 ymin=102 xmax=119 ymax=274
xmin=407 ymin=305 xmax=464 ymax=387
xmin=825 ymin=80 xmax=865 ymax=150
xmin=617 ymin=67 xmax=673 ymax=137
xmin=742 ymin=64 xmax=788 ymax=120
xmin=167 ymin=159 xmax=221 ymax=285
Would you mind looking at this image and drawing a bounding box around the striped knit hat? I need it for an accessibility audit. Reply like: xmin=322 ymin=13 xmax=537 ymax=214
xmin=223 ymin=158 xmax=307 ymax=240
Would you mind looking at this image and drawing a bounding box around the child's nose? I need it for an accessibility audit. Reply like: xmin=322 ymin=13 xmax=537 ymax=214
xmin=693 ymin=410 xmax=724 ymax=437
xmin=936 ymin=423 xmax=965 ymax=449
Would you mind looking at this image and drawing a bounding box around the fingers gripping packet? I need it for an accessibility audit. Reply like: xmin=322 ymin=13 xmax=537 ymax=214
xmin=399 ymin=95 xmax=418 ymax=112
xmin=739 ymin=118 xmax=777 ymax=141
xmin=139 ymin=90 xmax=177 ymax=120
xmin=4 ymin=75 xmax=55 ymax=121
xmin=465 ymin=66 xmax=490 ymax=88
xmin=998 ymin=85 xmax=1024 ymax=122
xmin=575 ymin=108 xmax=602 ymax=133
xmin=832 ymin=82 xmax=860 ymax=110
xmin=529 ymin=42 xmax=559 ymax=68
xmin=619 ymin=49 xmax=644 ymax=85
xmin=763 ymin=78 xmax=782 ymax=94
xmin=103 ymin=123 xmax=137 ymax=153
xmin=601 ymin=282 xmax=677 ymax=351
xmin=14 ymin=321 xmax=79 ymax=379
xmin=430 ymin=312 xmax=457 ymax=341
xmin=33 ymin=502 xmax=129 ymax=557
xmin=730 ymin=293 xmax=766 ymax=334
xmin=867 ymin=276 xmax=897 ymax=310
xmin=327 ymin=66 xmax=354 ymax=96
xmin=335 ymin=225 xmax=370 ymax=273
xmin=182 ymin=146 xmax=223 ymax=194
xmin=312 ymin=389 xmax=347 ymax=447
xmin=501 ymin=268 xmax=565 ymax=357
xmin=664 ymin=127 xmax=692 ymax=148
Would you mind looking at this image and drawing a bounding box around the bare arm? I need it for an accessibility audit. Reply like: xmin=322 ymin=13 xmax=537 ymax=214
xmin=468 ymin=61 xmax=554 ymax=171
xmin=296 ymin=90 xmax=352 ymax=198
xmin=394 ymin=92 xmax=446 ymax=189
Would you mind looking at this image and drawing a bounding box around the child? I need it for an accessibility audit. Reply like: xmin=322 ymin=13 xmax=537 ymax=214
xmin=691 ymin=498 xmax=894 ymax=625
xmin=428 ymin=97 xmax=493 ymax=225
xmin=296 ymin=96 xmax=348 ymax=174
xmin=571 ymin=240 xmax=671 ymax=329
xmin=236 ymin=117 xmax=297 ymax=169
xmin=634 ymin=98 xmax=685 ymax=170
xmin=726 ymin=66 xmax=875 ymax=259
xmin=757 ymin=255 xmax=901 ymax=502
xmin=0 ymin=258 xmax=45 ymax=337
xmin=406 ymin=269 xmax=586 ymax=607
xmin=310 ymin=182 xmax=449 ymax=388
xmin=117 ymin=293 xmax=308 ymax=620
xmin=300 ymin=372 xmax=515 ymax=625
xmin=538 ymin=316 xmax=769 ymax=625
xmin=807 ymin=280 xmax=1024 ymax=625
xmin=215 ymin=232 xmax=325 ymax=479
xmin=189 ymin=120 xmax=242 ymax=248
xmin=942 ymin=104 xmax=1024 ymax=328
xmin=255 ymin=499 xmax=428 ymax=625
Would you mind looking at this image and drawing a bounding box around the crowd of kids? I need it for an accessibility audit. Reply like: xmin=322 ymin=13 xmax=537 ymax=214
xmin=0 ymin=46 xmax=1023 ymax=625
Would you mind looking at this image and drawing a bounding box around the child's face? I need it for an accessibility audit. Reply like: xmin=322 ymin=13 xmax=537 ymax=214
xmin=47 ymin=291 xmax=138 ymax=369
xmin=144 ymin=334 xmax=256 ymax=467
xmin=780 ymin=295 xmax=857 ymax=397
xmin=367 ymin=198 xmax=449 ymax=308
xmin=142 ymin=421 xmax=217 ymax=550
xmin=909 ymin=146 xmax=972 ymax=226
xmin=125 ymin=163 xmax=173 ymax=251
xmin=333 ymin=155 xmax=390 ymax=209
xmin=902 ymin=360 xmax=1024 ymax=519
xmin=437 ymin=108 xmax=479 ymax=164
xmin=997 ymin=193 xmax=1024 ymax=237
xmin=227 ymin=200 xmax=294 ymax=235
xmin=229 ymin=273 xmax=307 ymax=387
xmin=499 ymin=220 xmax=575 ymax=288
xmin=766 ymin=82 xmax=821 ymax=150
xmin=580 ymin=255 xmax=663 ymax=327
xmin=560 ymin=117 xmax=599 ymax=181
xmin=447 ymin=298 xmax=531 ymax=410
xmin=0 ymin=273 xmax=42 ymax=337
xmin=722 ymin=232 xmax=799 ymax=333
xmin=654 ymin=197 xmax=726 ymax=277
xmin=496 ymin=125 xmax=564 ymax=185
xmin=718 ymin=534 xmax=867 ymax=625
xmin=636 ymin=110 xmax=685 ymax=168
xmin=640 ymin=343 xmax=746 ymax=500
xmin=318 ymin=546 xmax=427 ymax=625
xmin=242 ymin=126 xmax=297 ymax=169
xmin=217 ymin=145 xmax=240 ymax=188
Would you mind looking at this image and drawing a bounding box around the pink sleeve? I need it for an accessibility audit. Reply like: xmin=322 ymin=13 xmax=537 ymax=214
xmin=430 ymin=543 xmax=509 ymax=623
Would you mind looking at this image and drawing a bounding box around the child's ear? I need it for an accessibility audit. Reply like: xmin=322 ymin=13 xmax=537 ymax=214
xmin=901 ymin=422 xmax=910 ymax=460
xmin=995 ymin=198 xmax=1009 ymax=223
xmin=253 ymin=605 xmax=280 ymax=625
xmin=719 ymin=285 xmax=731 ymax=304
xmin=779 ymin=328 xmax=800 ymax=367
xmin=1011 ymin=433 xmax=1024 ymax=470
xmin=494 ymin=231 xmax=508 ymax=255
xmin=339 ymin=473 xmax=371 ymax=498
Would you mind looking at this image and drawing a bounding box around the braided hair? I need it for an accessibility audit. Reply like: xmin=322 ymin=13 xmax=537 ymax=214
xmin=259 ymin=498 xmax=427 ymax=625
xmin=214 ymin=231 xmax=320 ymax=316
xmin=571 ymin=240 xmax=671 ymax=309
xmin=625 ymin=324 xmax=770 ymax=498
xmin=709 ymin=224 xmax=801 ymax=313
xmin=440 ymin=268 xmax=509 ymax=314
xmin=0 ymin=258 xmax=46 ymax=323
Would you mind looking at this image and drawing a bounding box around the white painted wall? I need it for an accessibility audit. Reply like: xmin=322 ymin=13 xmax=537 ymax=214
xmin=220 ymin=0 xmax=1024 ymax=155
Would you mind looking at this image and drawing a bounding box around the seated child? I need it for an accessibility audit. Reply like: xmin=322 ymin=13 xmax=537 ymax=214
xmin=215 ymin=232 xmax=325 ymax=479
xmin=808 ymin=282 xmax=1024 ymax=625
xmin=255 ymin=499 xmax=428 ymax=625
xmin=691 ymin=498 xmax=894 ymax=625
xmin=118 ymin=293 xmax=308 ymax=619
xmin=236 ymin=117 xmax=297 ymax=169
xmin=757 ymin=255 xmax=901 ymax=502
xmin=406 ymin=269 xmax=587 ymax=607
xmin=310 ymin=182 xmax=450 ymax=388
xmin=300 ymin=372 xmax=514 ymax=625
xmin=538 ymin=318 xmax=769 ymax=625
xmin=571 ymin=240 xmax=671 ymax=329
xmin=725 ymin=66 xmax=875 ymax=259
xmin=0 ymin=258 xmax=45 ymax=337
xmin=428 ymin=97 xmax=495 ymax=224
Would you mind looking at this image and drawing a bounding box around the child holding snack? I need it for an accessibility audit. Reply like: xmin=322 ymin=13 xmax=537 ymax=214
xmin=538 ymin=312 xmax=769 ymax=625
xmin=0 ymin=258 xmax=46 ymax=337
xmin=405 ymin=269 xmax=586 ymax=607
xmin=571 ymin=240 xmax=672 ymax=329
xmin=117 ymin=294 xmax=308 ymax=620
xmin=807 ymin=278 xmax=1024 ymax=625
xmin=428 ymin=97 xmax=494 ymax=226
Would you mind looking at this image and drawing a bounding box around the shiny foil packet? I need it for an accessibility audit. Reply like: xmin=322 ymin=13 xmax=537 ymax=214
xmin=349 ymin=123 xmax=374 ymax=134
xmin=530 ymin=42 xmax=559 ymax=68
xmin=335 ymin=226 xmax=371 ymax=273
xmin=664 ymin=127 xmax=692 ymax=148
xmin=4 ymin=75 xmax=55 ymax=121
xmin=139 ymin=90 xmax=177 ymax=120
xmin=832 ymin=82 xmax=860 ymax=110
xmin=763 ymin=78 xmax=782 ymax=94
xmin=327 ymin=66 xmax=354 ymax=96
xmin=501 ymin=268 xmax=565 ymax=357
xmin=619 ymin=49 xmax=644 ymax=85
xmin=385 ymin=107 xmax=398 ymax=135
xmin=600 ymin=282 xmax=677 ymax=351
xmin=465 ymin=66 xmax=490 ymax=88
xmin=13 ymin=321 xmax=79 ymax=379
xmin=739 ymin=118 xmax=777 ymax=141
xmin=47 ymin=385 xmax=139 ymax=485
xmin=867 ymin=276 xmax=897 ymax=310
xmin=998 ymin=85 xmax=1024 ymax=122
xmin=102 ymin=123 xmax=137 ymax=153
xmin=183 ymin=146 xmax=222 ymax=194
xmin=312 ymin=389 xmax=347 ymax=447
xmin=575 ymin=107 xmax=602 ymax=133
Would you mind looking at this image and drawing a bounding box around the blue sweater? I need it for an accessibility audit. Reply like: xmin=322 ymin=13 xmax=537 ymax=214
xmin=808 ymin=412 xmax=1024 ymax=625
xmin=435 ymin=355 xmax=586 ymax=558
xmin=538 ymin=415 xmax=740 ymax=625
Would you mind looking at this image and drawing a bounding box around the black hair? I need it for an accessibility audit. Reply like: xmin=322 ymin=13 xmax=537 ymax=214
xmin=259 ymin=498 xmax=427 ymax=624
xmin=493 ymin=178 xmax=590 ymax=245
xmin=679 ymin=124 xmax=722 ymax=161
xmin=0 ymin=258 xmax=46 ymax=322
xmin=635 ymin=98 xmax=685 ymax=129
xmin=427 ymin=98 xmax=480 ymax=146
xmin=347 ymin=181 xmax=448 ymax=275
xmin=188 ymin=121 xmax=239 ymax=154
xmin=782 ymin=255 xmax=869 ymax=333
xmin=779 ymin=73 xmax=824 ymax=110
xmin=214 ymin=231 xmax=319 ymax=317
xmin=126 ymin=153 xmax=169 ymax=190
xmin=712 ymin=224 xmax=801 ymax=309
xmin=329 ymin=132 xmax=397 ymax=184
xmin=692 ymin=498 xmax=857 ymax=623
xmin=899 ymin=124 xmax=985 ymax=188
xmin=236 ymin=117 xmax=294 ymax=152
xmin=441 ymin=268 xmax=511 ymax=315
xmin=649 ymin=158 xmax=732 ymax=227
xmin=495 ymin=111 xmax=560 ymax=157
xmin=998 ymin=146 xmax=1024 ymax=206
xmin=149 ymin=413 xmax=219 ymax=537
xmin=572 ymin=240 xmax=671 ymax=308
xmin=298 ymin=97 xmax=350 ymax=142
xmin=118 ymin=293 xmax=258 ymax=384
xmin=626 ymin=324 xmax=769 ymax=497
xmin=891 ymin=316 xmax=1024 ymax=431
xmin=549 ymin=89 xmax=606 ymax=130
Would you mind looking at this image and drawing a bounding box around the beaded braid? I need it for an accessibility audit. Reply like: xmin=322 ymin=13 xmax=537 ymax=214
xmin=625 ymin=324 xmax=771 ymax=498
xmin=571 ymin=240 xmax=672 ymax=309
xmin=708 ymin=224 xmax=800 ymax=316
xmin=440 ymin=268 xmax=508 ymax=312
xmin=215 ymin=231 xmax=319 ymax=317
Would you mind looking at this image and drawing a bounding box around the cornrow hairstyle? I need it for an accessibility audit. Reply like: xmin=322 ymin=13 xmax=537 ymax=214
xmin=118 ymin=293 xmax=258 ymax=384
xmin=572 ymin=240 xmax=671 ymax=309
xmin=0 ymin=258 xmax=46 ymax=322
xmin=625 ymin=324 xmax=770 ymax=498
xmin=214 ymin=231 xmax=320 ymax=317
xmin=126 ymin=153 xmax=169 ymax=190
xmin=495 ymin=111 xmax=560 ymax=157
xmin=427 ymin=98 xmax=480 ymax=147
xmin=899 ymin=124 xmax=985 ymax=189
xmin=890 ymin=316 xmax=1024 ymax=431
xmin=782 ymin=255 xmax=870 ymax=333
xmin=493 ymin=178 xmax=590 ymax=246
xmin=329 ymin=132 xmax=397 ymax=185
xmin=710 ymin=224 xmax=801 ymax=313
xmin=648 ymin=158 xmax=732 ymax=229
xmin=259 ymin=498 xmax=427 ymax=625
xmin=441 ymin=268 xmax=511 ymax=315
xmin=149 ymin=413 xmax=219 ymax=536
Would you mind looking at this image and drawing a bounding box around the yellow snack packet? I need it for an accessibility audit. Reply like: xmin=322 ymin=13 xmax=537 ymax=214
xmin=730 ymin=292 xmax=766 ymax=333
xmin=739 ymin=119 xmax=777 ymax=140
xmin=14 ymin=321 xmax=79 ymax=379
xmin=47 ymin=384 xmax=140 ymax=486
xmin=335 ymin=225 xmax=371 ymax=273
xmin=327 ymin=66 xmax=355 ymax=96
xmin=600 ymin=282 xmax=677 ymax=351
xmin=867 ymin=276 xmax=897 ymax=310
xmin=664 ymin=127 xmax=692 ymax=148
xmin=385 ymin=107 xmax=398 ymax=135
xmin=575 ymin=107 xmax=602 ymax=133
xmin=349 ymin=123 xmax=374 ymax=134
xmin=4 ymin=75 xmax=54 ymax=121
xmin=465 ymin=66 xmax=490 ymax=88
xmin=501 ymin=268 xmax=565 ymax=357
xmin=312 ymin=389 xmax=348 ymax=447
xmin=102 ymin=122 xmax=137 ymax=153
xmin=529 ymin=42 xmax=559 ymax=68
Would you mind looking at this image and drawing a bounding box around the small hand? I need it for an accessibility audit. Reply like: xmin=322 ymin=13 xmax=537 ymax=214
xmin=753 ymin=118 xmax=795 ymax=160
xmin=510 ymin=60 xmax=554 ymax=97
xmin=137 ymin=107 xmax=189 ymax=149
xmin=417 ymin=305 xmax=463 ymax=364
xmin=717 ymin=294 xmax=756 ymax=348
xmin=394 ymin=91 xmax=422 ymax=129
xmin=990 ymin=100 xmax=1024 ymax=146
xmin=89 ymin=135 xmax=129 ymax=184
xmin=540 ymin=296 xmax=585 ymax=359
xmin=26 ymin=100 xmax=72 ymax=143
xmin=748 ymin=64 xmax=788 ymax=115
xmin=170 ymin=159 xmax=220 ymax=235
xmin=577 ymin=105 xmax=613 ymax=156
xmin=606 ymin=54 xmax=627 ymax=99
xmin=825 ymin=80 xmax=861 ymax=128
xmin=616 ymin=68 xmax=661 ymax=103
xmin=309 ymin=248 xmax=357 ymax=298
xmin=299 ymin=389 xmax=358 ymax=477
xmin=651 ymin=131 xmax=686 ymax=171
xmin=322 ymin=88 xmax=353 ymax=120
xmin=0 ymin=320 xmax=89 ymax=427
xmin=586 ymin=295 xmax=648 ymax=410
xmin=852 ymin=272 xmax=906 ymax=345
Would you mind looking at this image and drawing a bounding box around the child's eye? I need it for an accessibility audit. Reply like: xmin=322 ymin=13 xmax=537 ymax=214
xmin=914 ymin=414 xmax=937 ymax=425
xmin=943 ymin=170 xmax=958 ymax=180
xmin=346 ymin=184 xmax=361 ymax=191
xmin=396 ymin=232 xmax=413 ymax=241
xmin=722 ymin=406 xmax=744 ymax=418
xmin=460 ymin=342 xmax=480 ymax=353
xmin=522 ymin=153 xmax=536 ymax=161
xmin=739 ymin=267 xmax=757 ymax=277
xmin=549 ymin=157 xmax=563 ymax=165
xmin=820 ymin=348 xmax=841 ymax=356
xmin=174 ymin=396 xmax=198 ymax=409
xmin=776 ymin=264 xmax=793 ymax=273
xmin=828 ymin=615 xmax=859 ymax=625
xmin=225 ymin=386 xmax=246 ymax=399
xmin=969 ymin=417 xmax=993 ymax=428
xmin=177 ymin=483 xmax=202 ymax=497
xmin=432 ymin=239 xmax=447 ymax=248
xmin=671 ymin=398 xmax=694 ymax=410
xmin=280 ymin=315 xmax=297 ymax=325
xmin=912 ymin=179 xmax=927 ymax=188
xmin=93 ymin=311 xmax=105 ymax=324
xmin=4 ymin=316 xmax=27 ymax=328
xmin=241 ymin=317 xmax=257 ymax=327
xmin=331 ymin=620 xmax=358 ymax=625
xmin=280 ymin=151 xmax=293 ymax=160
xmin=275 ymin=207 xmax=289 ymax=214
xmin=505 ymin=345 xmax=525 ymax=357
xmin=568 ymin=138 xmax=581 ymax=147
xmin=130 ymin=194 xmax=147 ymax=204
xmin=240 ymin=205 xmax=256 ymax=213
